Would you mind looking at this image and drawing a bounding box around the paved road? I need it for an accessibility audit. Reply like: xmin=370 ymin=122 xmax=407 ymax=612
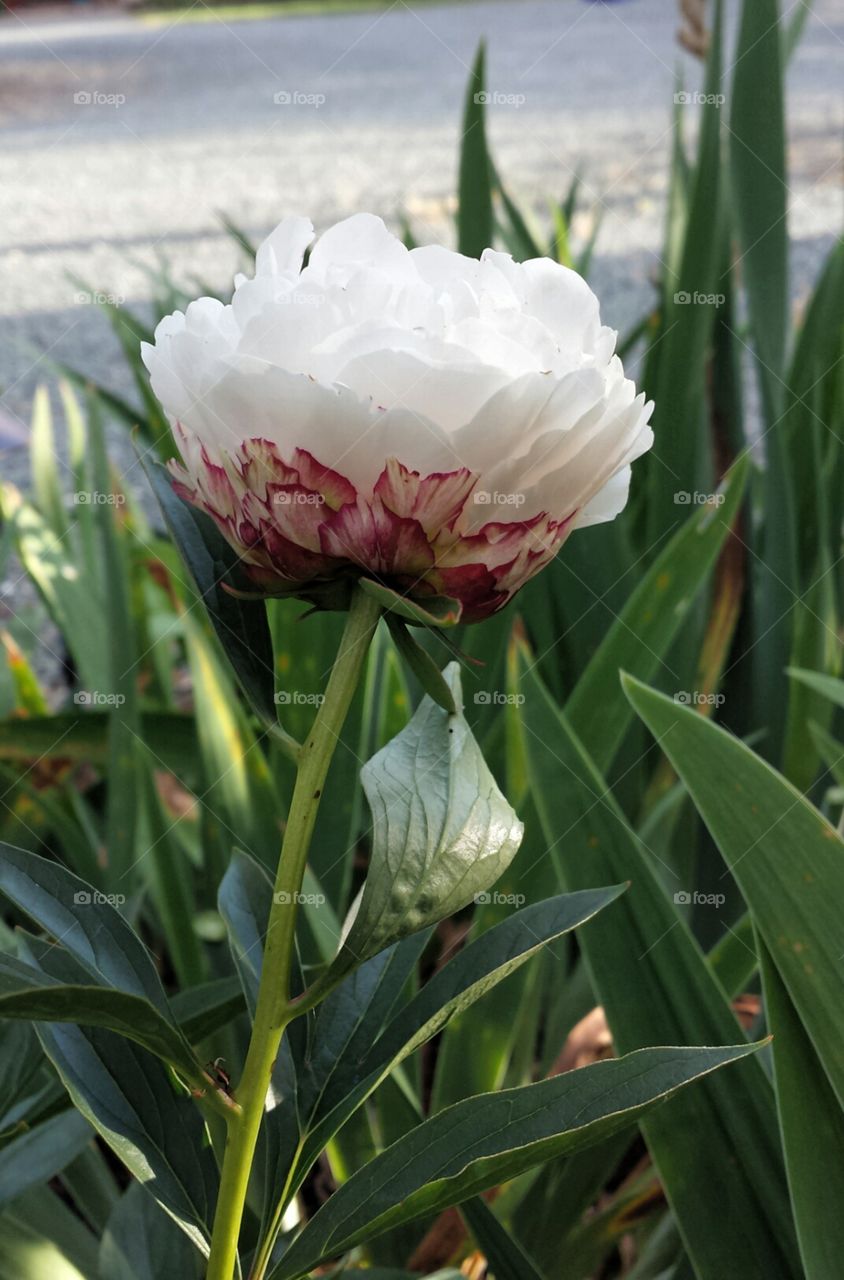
xmin=0 ymin=0 xmax=841 ymax=443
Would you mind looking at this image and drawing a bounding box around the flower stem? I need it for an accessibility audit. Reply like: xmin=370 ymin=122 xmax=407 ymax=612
xmin=205 ymin=588 xmax=381 ymax=1280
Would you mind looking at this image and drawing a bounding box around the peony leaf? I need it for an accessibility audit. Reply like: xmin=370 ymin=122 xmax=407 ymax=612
xmin=0 ymin=954 xmax=202 ymax=1080
xmin=99 ymin=1184 xmax=203 ymax=1280
xmin=269 ymin=1043 xmax=763 ymax=1280
xmin=0 ymin=845 xmax=171 ymax=1016
xmin=329 ymin=663 xmax=523 ymax=973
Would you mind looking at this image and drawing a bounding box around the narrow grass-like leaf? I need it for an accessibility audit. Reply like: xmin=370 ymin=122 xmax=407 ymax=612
xmin=566 ymin=453 xmax=748 ymax=772
xmin=623 ymin=675 xmax=844 ymax=1110
xmin=457 ymin=42 xmax=493 ymax=259
xmin=759 ymin=941 xmax=844 ymax=1280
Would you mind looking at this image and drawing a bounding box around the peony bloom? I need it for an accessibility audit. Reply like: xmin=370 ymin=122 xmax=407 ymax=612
xmin=142 ymin=214 xmax=653 ymax=624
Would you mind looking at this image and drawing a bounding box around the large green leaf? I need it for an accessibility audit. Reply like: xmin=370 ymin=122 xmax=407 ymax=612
xmin=517 ymin=658 xmax=798 ymax=1279
xmin=270 ymin=1043 xmax=761 ymax=1280
xmin=566 ymin=453 xmax=748 ymax=771
xmin=623 ymin=676 xmax=844 ymax=1110
xmin=34 ymin=1021 xmax=216 ymax=1256
xmin=0 ymin=846 xmax=170 ymax=1015
xmin=0 ymin=1111 xmax=92 ymax=1211
xmin=328 ymin=664 xmax=523 ymax=975
xmin=99 ymin=1184 xmax=203 ymax=1280
xmin=759 ymin=942 xmax=844 ymax=1280
xmin=0 ymin=954 xmax=200 ymax=1078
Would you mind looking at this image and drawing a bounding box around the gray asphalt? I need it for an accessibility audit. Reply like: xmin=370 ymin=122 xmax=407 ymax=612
xmin=0 ymin=0 xmax=841 ymax=445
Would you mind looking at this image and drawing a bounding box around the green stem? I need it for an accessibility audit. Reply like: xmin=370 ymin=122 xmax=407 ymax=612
xmin=205 ymin=588 xmax=381 ymax=1280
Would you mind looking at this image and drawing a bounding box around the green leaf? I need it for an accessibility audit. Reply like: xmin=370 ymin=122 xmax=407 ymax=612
xmin=0 ymin=488 xmax=110 ymax=693
xmin=461 ymin=1197 xmax=548 ymax=1280
xmin=141 ymin=456 xmax=277 ymax=724
xmin=0 ymin=954 xmax=200 ymax=1079
xmin=269 ymin=1043 xmax=762 ymax=1280
xmin=646 ymin=0 xmax=724 ymax=539
xmin=33 ymin=1020 xmax=216 ymax=1256
xmin=170 ymin=977 xmax=245 ymax=1043
xmin=357 ymin=579 xmax=461 ymax=628
xmin=328 ymin=664 xmax=523 ymax=973
xmin=566 ymin=453 xmax=748 ymax=772
xmin=0 ymin=1111 xmax=92 ymax=1211
xmin=623 ymin=675 xmax=844 ymax=1111
xmin=759 ymin=942 xmax=844 ymax=1280
xmin=0 ymin=711 xmax=198 ymax=771
xmin=302 ymin=888 xmax=622 ymax=1154
xmin=786 ymin=667 xmax=844 ymax=710
xmin=518 ymin=657 xmax=798 ymax=1279
xmin=457 ymin=42 xmax=493 ymax=258
xmin=384 ymin=616 xmax=457 ymax=713
xmin=0 ymin=845 xmax=171 ymax=1015
xmin=99 ymin=1183 xmax=203 ymax=1280
xmin=0 ymin=1187 xmax=95 ymax=1280
xmin=29 ymin=386 xmax=65 ymax=539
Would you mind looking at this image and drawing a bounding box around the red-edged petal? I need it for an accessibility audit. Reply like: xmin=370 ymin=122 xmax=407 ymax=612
xmin=375 ymin=459 xmax=475 ymax=536
xmin=320 ymin=497 xmax=435 ymax=577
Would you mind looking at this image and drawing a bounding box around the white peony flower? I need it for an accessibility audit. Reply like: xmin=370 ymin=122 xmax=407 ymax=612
xmin=142 ymin=213 xmax=653 ymax=623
